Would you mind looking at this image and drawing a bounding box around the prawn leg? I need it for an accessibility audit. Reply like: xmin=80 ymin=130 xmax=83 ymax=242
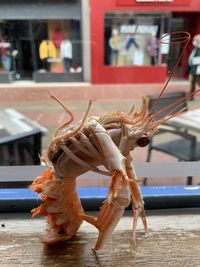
xmin=80 ymin=120 xmax=130 ymax=251
xmin=126 ymin=153 xmax=147 ymax=242
xmin=81 ymin=171 xmax=130 ymax=251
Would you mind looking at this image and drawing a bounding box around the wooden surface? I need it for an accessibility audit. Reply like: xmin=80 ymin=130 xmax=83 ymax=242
xmin=1 ymin=209 xmax=200 ymax=266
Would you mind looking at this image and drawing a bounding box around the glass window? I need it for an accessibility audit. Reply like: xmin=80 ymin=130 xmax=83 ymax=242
xmin=104 ymin=12 xmax=170 ymax=67
xmin=0 ymin=2 xmax=199 ymax=192
xmin=0 ymin=19 xmax=82 ymax=81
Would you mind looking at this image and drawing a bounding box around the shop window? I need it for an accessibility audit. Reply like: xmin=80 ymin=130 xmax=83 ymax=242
xmin=104 ymin=12 xmax=170 ymax=67
xmin=0 ymin=20 xmax=82 ymax=81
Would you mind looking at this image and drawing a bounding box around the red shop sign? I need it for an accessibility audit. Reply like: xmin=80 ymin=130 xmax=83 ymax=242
xmin=116 ymin=0 xmax=190 ymax=6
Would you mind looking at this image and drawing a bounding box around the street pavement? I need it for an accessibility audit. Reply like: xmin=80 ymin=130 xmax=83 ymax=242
xmin=0 ymin=80 xmax=200 ymax=185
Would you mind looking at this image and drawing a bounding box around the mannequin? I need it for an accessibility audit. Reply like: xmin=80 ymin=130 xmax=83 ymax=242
xmin=60 ymin=39 xmax=73 ymax=72
xmin=39 ymin=40 xmax=57 ymax=60
xmin=125 ymin=34 xmax=139 ymax=50
xmin=188 ymin=34 xmax=200 ymax=98
xmin=39 ymin=40 xmax=57 ymax=70
xmin=109 ymin=29 xmax=120 ymax=66
xmin=147 ymin=33 xmax=159 ymax=66
xmin=0 ymin=39 xmax=12 ymax=71
xmin=53 ymin=28 xmax=63 ymax=49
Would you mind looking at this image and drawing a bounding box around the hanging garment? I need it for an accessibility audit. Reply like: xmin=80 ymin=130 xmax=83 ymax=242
xmin=125 ymin=37 xmax=139 ymax=50
xmin=109 ymin=35 xmax=120 ymax=51
xmin=0 ymin=41 xmax=11 ymax=56
xmin=53 ymin=29 xmax=63 ymax=49
xmin=109 ymin=35 xmax=120 ymax=65
xmin=0 ymin=41 xmax=12 ymax=71
xmin=147 ymin=37 xmax=159 ymax=57
xmin=39 ymin=40 xmax=57 ymax=60
xmin=0 ymin=44 xmax=7 ymax=56
xmin=188 ymin=48 xmax=200 ymax=75
xmin=1 ymin=55 xmax=12 ymax=71
xmin=60 ymin=40 xmax=73 ymax=59
xmin=188 ymin=47 xmax=200 ymax=95
xmin=63 ymin=57 xmax=72 ymax=72
xmin=133 ymin=50 xmax=144 ymax=66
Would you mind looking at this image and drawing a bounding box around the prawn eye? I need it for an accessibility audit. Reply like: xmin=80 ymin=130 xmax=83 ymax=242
xmin=136 ymin=137 xmax=150 ymax=147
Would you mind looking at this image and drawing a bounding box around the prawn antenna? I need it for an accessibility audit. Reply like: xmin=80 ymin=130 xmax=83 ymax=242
xmin=150 ymin=31 xmax=191 ymax=113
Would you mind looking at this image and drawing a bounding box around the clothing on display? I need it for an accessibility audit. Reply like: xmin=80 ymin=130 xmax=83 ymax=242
xmin=39 ymin=40 xmax=57 ymax=60
xmin=188 ymin=49 xmax=200 ymax=75
xmin=0 ymin=41 xmax=12 ymax=71
xmin=147 ymin=36 xmax=159 ymax=65
xmin=63 ymin=58 xmax=72 ymax=72
xmin=125 ymin=36 xmax=139 ymax=50
xmin=53 ymin=29 xmax=63 ymax=49
xmin=188 ymin=34 xmax=200 ymax=96
xmin=133 ymin=49 xmax=144 ymax=66
xmin=60 ymin=39 xmax=72 ymax=59
xmin=109 ymin=35 xmax=119 ymax=51
xmin=109 ymin=29 xmax=120 ymax=66
xmin=2 ymin=55 xmax=11 ymax=71
xmin=60 ymin=39 xmax=73 ymax=71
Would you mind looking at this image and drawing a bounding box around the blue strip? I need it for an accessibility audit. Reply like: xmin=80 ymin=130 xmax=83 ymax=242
xmin=0 ymin=185 xmax=200 ymax=200
xmin=141 ymin=185 xmax=200 ymax=197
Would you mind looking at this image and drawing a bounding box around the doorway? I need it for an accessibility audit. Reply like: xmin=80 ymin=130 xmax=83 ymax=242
xmin=168 ymin=17 xmax=187 ymax=78
xmin=20 ymin=40 xmax=33 ymax=79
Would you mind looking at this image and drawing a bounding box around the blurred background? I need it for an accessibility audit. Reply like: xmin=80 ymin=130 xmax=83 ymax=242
xmin=0 ymin=0 xmax=200 ymax=185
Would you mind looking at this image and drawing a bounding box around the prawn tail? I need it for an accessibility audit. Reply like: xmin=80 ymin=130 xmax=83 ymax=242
xmin=30 ymin=168 xmax=84 ymax=244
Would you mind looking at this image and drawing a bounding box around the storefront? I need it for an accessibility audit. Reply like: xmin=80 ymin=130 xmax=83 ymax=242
xmin=90 ymin=0 xmax=200 ymax=83
xmin=0 ymin=0 xmax=84 ymax=83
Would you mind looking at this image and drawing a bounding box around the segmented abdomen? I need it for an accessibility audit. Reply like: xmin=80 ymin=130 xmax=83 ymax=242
xmin=30 ymin=169 xmax=84 ymax=243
